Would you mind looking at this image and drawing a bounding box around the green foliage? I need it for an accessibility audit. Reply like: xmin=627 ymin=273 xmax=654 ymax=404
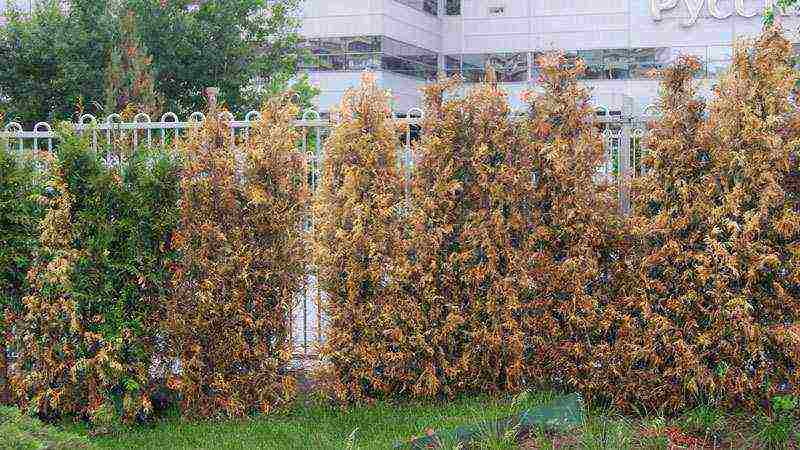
xmin=10 ymin=127 xmax=181 ymax=423
xmin=0 ymin=0 xmax=117 ymax=123
xmin=168 ymin=95 xmax=306 ymax=418
xmin=124 ymin=0 xmax=310 ymax=116
xmin=754 ymin=395 xmax=799 ymax=449
xmin=0 ymin=0 xmax=309 ymax=123
xmin=0 ymin=405 xmax=95 ymax=450
xmin=104 ymin=10 xmax=161 ymax=118
xmin=680 ymin=405 xmax=727 ymax=437
xmin=0 ymin=141 xmax=43 ymax=404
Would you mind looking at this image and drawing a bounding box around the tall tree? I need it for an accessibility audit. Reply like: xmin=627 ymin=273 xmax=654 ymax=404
xmin=0 ymin=0 xmax=118 ymax=123
xmin=104 ymin=10 xmax=161 ymax=117
xmin=125 ymin=0 xmax=310 ymax=116
xmin=0 ymin=0 xmax=311 ymax=123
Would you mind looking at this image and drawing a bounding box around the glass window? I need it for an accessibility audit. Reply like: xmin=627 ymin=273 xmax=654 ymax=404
xmin=445 ymin=55 xmax=461 ymax=77
xmin=603 ymin=48 xmax=630 ymax=79
xmin=394 ymin=0 xmax=439 ymax=16
xmin=445 ymin=0 xmax=460 ymax=15
xmin=630 ymin=48 xmax=670 ymax=79
xmin=318 ymin=54 xmax=346 ymax=71
xmin=346 ymin=36 xmax=381 ymax=53
xmin=488 ymin=53 xmax=529 ymax=82
xmin=578 ymin=49 xmax=605 ymax=80
xmin=347 ymin=54 xmax=381 ymax=71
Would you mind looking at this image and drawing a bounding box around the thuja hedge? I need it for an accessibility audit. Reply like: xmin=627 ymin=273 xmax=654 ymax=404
xmin=0 ymin=141 xmax=43 ymax=405
xmin=168 ymin=95 xmax=306 ymax=418
xmin=0 ymin=97 xmax=307 ymax=423
xmin=1 ymin=25 xmax=799 ymax=422
xmin=10 ymin=128 xmax=181 ymax=423
xmin=316 ymin=26 xmax=800 ymax=413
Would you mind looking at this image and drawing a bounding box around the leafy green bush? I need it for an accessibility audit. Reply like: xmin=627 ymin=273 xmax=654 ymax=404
xmin=0 ymin=142 xmax=43 ymax=405
xmin=11 ymin=127 xmax=181 ymax=423
xmin=0 ymin=405 xmax=94 ymax=449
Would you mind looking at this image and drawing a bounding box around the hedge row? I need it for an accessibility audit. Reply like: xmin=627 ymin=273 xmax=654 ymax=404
xmin=315 ymin=27 xmax=800 ymax=413
xmin=0 ymin=26 xmax=798 ymax=423
xmin=0 ymin=96 xmax=307 ymax=423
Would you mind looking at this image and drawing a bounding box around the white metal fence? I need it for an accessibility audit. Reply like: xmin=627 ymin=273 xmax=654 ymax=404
xmin=1 ymin=106 xmax=657 ymax=362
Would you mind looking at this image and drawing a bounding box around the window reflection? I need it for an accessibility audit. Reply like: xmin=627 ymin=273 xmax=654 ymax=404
xmin=299 ymin=35 xmax=436 ymax=80
xmin=394 ymin=0 xmax=438 ymax=16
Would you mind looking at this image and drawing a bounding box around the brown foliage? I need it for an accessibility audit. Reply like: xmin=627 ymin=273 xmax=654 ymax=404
xmin=312 ymin=72 xmax=406 ymax=403
xmin=168 ymin=95 xmax=306 ymax=418
xmin=628 ymin=26 xmax=800 ymax=411
xmin=516 ymin=53 xmax=631 ymax=405
xmin=392 ymin=69 xmax=528 ymax=397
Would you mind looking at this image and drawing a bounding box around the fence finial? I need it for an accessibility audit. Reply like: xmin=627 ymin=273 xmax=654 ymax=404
xmin=205 ymin=87 xmax=220 ymax=113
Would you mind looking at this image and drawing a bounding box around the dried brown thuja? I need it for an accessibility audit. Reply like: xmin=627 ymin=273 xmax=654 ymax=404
xmin=517 ymin=52 xmax=630 ymax=404
xmin=313 ymin=72 xmax=405 ymax=403
xmin=631 ymin=26 xmax=800 ymax=411
xmin=391 ymin=69 xmax=529 ymax=398
xmin=169 ymin=95 xmax=306 ymax=418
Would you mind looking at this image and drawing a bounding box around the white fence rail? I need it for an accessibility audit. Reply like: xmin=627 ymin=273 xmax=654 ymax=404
xmin=1 ymin=106 xmax=658 ymax=362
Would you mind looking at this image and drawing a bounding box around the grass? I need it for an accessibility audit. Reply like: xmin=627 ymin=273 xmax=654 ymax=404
xmin=66 ymin=394 xmax=529 ymax=450
xmin=0 ymin=405 xmax=94 ymax=450
xmin=37 ymin=393 xmax=800 ymax=450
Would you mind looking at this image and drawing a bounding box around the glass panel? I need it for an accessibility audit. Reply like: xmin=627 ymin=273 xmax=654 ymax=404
xmin=347 ymin=54 xmax=381 ymax=70
xmin=445 ymin=54 xmax=461 ymax=77
xmin=604 ymin=49 xmax=630 ymax=80
xmin=346 ymin=36 xmax=381 ymax=53
xmin=578 ymin=49 xmax=604 ymax=79
xmin=462 ymin=54 xmax=487 ymax=72
xmin=315 ymin=37 xmax=346 ymax=55
xmin=488 ymin=53 xmax=529 ymax=82
xmin=446 ymin=0 xmax=460 ymax=15
xmin=394 ymin=0 xmax=439 ymax=16
xmin=318 ymin=54 xmax=346 ymax=70
xmin=630 ymin=48 xmax=669 ymax=78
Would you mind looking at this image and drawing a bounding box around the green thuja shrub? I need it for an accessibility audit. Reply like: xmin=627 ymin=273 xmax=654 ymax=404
xmin=11 ymin=128 xmax=180 ymax=423
xmin=0 ymin=141 xmax=43 ymax=405
xmin=630 ymin=26 xmax=800 ymax=411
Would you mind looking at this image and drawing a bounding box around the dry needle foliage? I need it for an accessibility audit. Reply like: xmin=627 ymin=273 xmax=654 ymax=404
xmin=516 ymin=52 xmax=631 ymax=404
xmin=393 ymin=69 xmax=529 ymax=398
xmin=313 ymin=72 xmax=406 ymax=403
xmin=629 ymin=26 xmax=800 ymax=412
xmin=169 ymin=95 xmax=306 ymax=418
xmin=11 ymin=130 xmax=180 ymax=424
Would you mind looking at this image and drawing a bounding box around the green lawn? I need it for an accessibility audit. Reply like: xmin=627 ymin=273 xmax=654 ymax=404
xmin=70 ymin=394 xmax=529 ymax=450
xmin=32 ymin=392 xmax=800 ymax=450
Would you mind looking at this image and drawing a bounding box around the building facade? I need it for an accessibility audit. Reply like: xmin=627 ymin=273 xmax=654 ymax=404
xmin=299 ymin=0 xmax=800 ymax=115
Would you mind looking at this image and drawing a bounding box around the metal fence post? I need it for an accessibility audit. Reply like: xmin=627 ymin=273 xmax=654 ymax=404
xmin=619 ymin=121 xmax=632 ymax=215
